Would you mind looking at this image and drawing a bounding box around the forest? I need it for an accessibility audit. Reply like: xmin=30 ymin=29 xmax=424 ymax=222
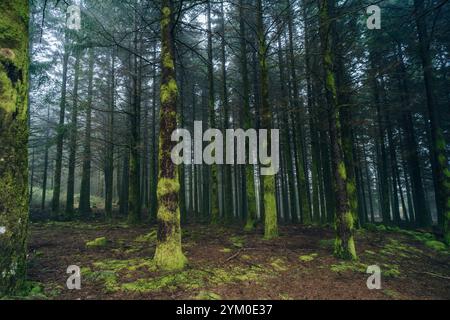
xmin=0 ymin=0 xmax=449 ymax=300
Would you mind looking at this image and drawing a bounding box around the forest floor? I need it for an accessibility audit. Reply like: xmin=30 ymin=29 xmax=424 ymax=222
xmin=25 ymin=217 xmax=450 ymax=300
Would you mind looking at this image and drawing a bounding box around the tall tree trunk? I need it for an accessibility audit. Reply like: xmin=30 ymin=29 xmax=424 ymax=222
xmin=153 ymin=0 xmax=187 ymax=270
xmin=318 ymin=0 xmax=356 ymax=260
xmin=149 ymin=46 xmax=159 ymax=221
xmin=0 ymin=0 xmax=29 ymax=295
xmin=65 ymin=48 xmax=81 ymax=218
xmin=256 ymin=0 xmax=278 ymax=239
xmin=105 ymin=48 xmax=115 ymax=221
xmin=128 ymin=10 xmax=142 ymax=225
xmin=79 ymin=49 xmax=94 ymax=217
xmin=206 ymin=0 xmax=218 ymax=224
xmin=41 ymin=105 xmax=50 ymax=210
xmin=414 ymin=0 xmax=449 ymax=240
xmin=51 ymin=38 xmax=69 ymax=216
xmin=369 ymin=47 xmax=391 ymax=224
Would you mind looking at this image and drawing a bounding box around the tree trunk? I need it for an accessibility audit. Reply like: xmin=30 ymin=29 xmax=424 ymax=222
xmin=65 ymin=48 xmax=81 ymax=218
xmin=414 ymin=0 xmax=449 ymax=240
xmin=0 ymin=0 xmax=29 ymax=295
xmin=153 ymin=0 xmax=187 ymax=271
xmin=79 ymin=48 xmax=94 ymax=217
xmin=318 ymin=0 xmax=356 ymax=260
xmin=51 ymin=38 xmax=69 ymax=216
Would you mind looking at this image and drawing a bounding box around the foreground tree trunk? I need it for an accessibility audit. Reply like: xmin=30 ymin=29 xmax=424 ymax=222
xmin=0 ymin=0 xmax=29 ymax=295
xmin=153 ymin=0 xmax=187 ymax=271
xmin=318 ymin=0 xmax=356 ymax=260
xmin=414 ymin=0 xmax=450 ymax=242
xmin=256 ymin=0 xmax=278 ymax=239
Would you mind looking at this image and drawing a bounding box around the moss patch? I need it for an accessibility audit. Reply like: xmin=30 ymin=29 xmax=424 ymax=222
xmin=229 ymin=236 xmax=245 ymax=248
xmin=134 ymin=230 xmax=157 ymax=243
xmin=299 ymin=253 xmax=318 ymax=262
xmin=86 ymin=237 xmax=107 ymax=248
xmin=194 ymin=291 xmax=222 ymax=300
xmin=424 ymin=240 xmax=447 ymax=252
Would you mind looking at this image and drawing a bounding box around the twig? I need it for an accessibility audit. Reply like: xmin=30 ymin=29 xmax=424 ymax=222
xmin=421 ymin=272 xmax=450 ymax=280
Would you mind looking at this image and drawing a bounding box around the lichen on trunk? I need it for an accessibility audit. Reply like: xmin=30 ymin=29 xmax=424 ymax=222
xmin=0 ymin=0 xmax=30 ymax=295
xmin=153 ymin=0 xmax=187 ymax=271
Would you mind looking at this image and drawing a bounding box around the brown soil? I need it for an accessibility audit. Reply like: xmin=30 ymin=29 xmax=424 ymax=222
xmin=26 ymin=221 xmax=450 ymax=300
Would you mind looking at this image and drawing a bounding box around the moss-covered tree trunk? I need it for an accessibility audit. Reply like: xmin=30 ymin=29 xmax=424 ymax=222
xmin=256 ymin=0 xmax=278 ymax=239
xmin=206 ymin=0 xmax=218 ymax=224
xmin=79 ymin=48 xmax=94 ymax=217
xmin=414 ymin=0 xmax=450 ymax=243
xmin=318 ymin=0 xmax=356 ymax=260
xmin=153 ymin=0 xmax=187 ymax=271
xmin=0 ymin=0 xmax=29 ymax=295
xmin=149 ymin=46 xmax=159 ymax=221
xmin=237 ymin=0 xmax=256 ymax=231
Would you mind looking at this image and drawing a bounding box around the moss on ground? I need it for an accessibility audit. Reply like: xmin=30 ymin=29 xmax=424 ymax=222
xmin=380 ymin=239 xmax=423 ymax=258
xmin=134 ymin=230 xmax=157 ymax=243
xmin=86 ymin=237 xmax=107 ymax=248
xmin=424 ymin=240 xmax=447 ymax=252
xmin=82 ymin=256 xmax=275 ymax=294
xmin=229 ymin=236 xmax=245 ymax=248
xmin=299 ymin=253 xmax=318 ymax=262
xmin=194 ymin=291 xmax=222 ymax=300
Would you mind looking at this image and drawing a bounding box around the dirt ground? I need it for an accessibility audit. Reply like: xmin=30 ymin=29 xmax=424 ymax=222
xmin=25 ymin=220 xmax=450 ymax=300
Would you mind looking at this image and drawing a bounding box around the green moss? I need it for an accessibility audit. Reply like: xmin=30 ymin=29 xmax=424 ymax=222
xmin=86 ymin=237 xmax=107 ymax=248
xmin=134 ymin=230 xmax=157 ymax=243
xmin=195 ymin=291 xmax=222 ymax=300
xmin=299 ymin=253 xmax=318 ymax=262
xmin=163 ymin=52 xmax=174 ymax=70
xmin=263 ymin=175 xmax=278 ymax=240
xmin=86 ymin=260 xmax=269 ymax=294
xmin=383 ymin=289 xmax=401 ymax=299
xmin=337 ymin=162 xmax=347 ymax=180
xmin=381 ymin=264 xmax=401 ymax=278
xmin=424 ymin=240 xmax=447 ymax=252
xmin=160 ymin=78 xmax=178 ymax=104
xmin=270 ymin=258 xmax=288 ymax=272
xmin=380 ymin=239 xmax=423 ymax=258
xmin=229 ymin=236 xmax=244 ymax=248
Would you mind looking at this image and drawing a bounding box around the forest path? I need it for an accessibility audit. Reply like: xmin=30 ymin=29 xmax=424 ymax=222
xmin=25 ymin=220 xmax=450 ymax=300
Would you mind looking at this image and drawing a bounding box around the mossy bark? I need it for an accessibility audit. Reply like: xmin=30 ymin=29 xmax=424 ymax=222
xmin=153 ymin=0 xmax=187 ymax=271
xmin=206 ymin=0 xmax=219 ymax=225
xmin=414 ymin=0 xmax=450 ymax=242
xmin=318 ymin=0 xmax=356 ymax=260
xmin=0 ymin=0 xmax=29 ymax=295
xmin=256 ymin=0 xmax=278 ymax=239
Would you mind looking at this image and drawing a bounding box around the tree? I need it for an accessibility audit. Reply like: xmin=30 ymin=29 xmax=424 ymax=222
xmin=414 ymin=0 xmax=450 ymax=243
xmin=256 ymin=0 xmax=278 ymax=239
xmin=318 ymin=0 xmax=356 ymax=260
xmin=78 ymin=48 xmax=95 ymax=217
xmin=0 ymin=0 xmax=29 ymax=295
xmin=153 ymin=0 xmax=187 ymax=271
